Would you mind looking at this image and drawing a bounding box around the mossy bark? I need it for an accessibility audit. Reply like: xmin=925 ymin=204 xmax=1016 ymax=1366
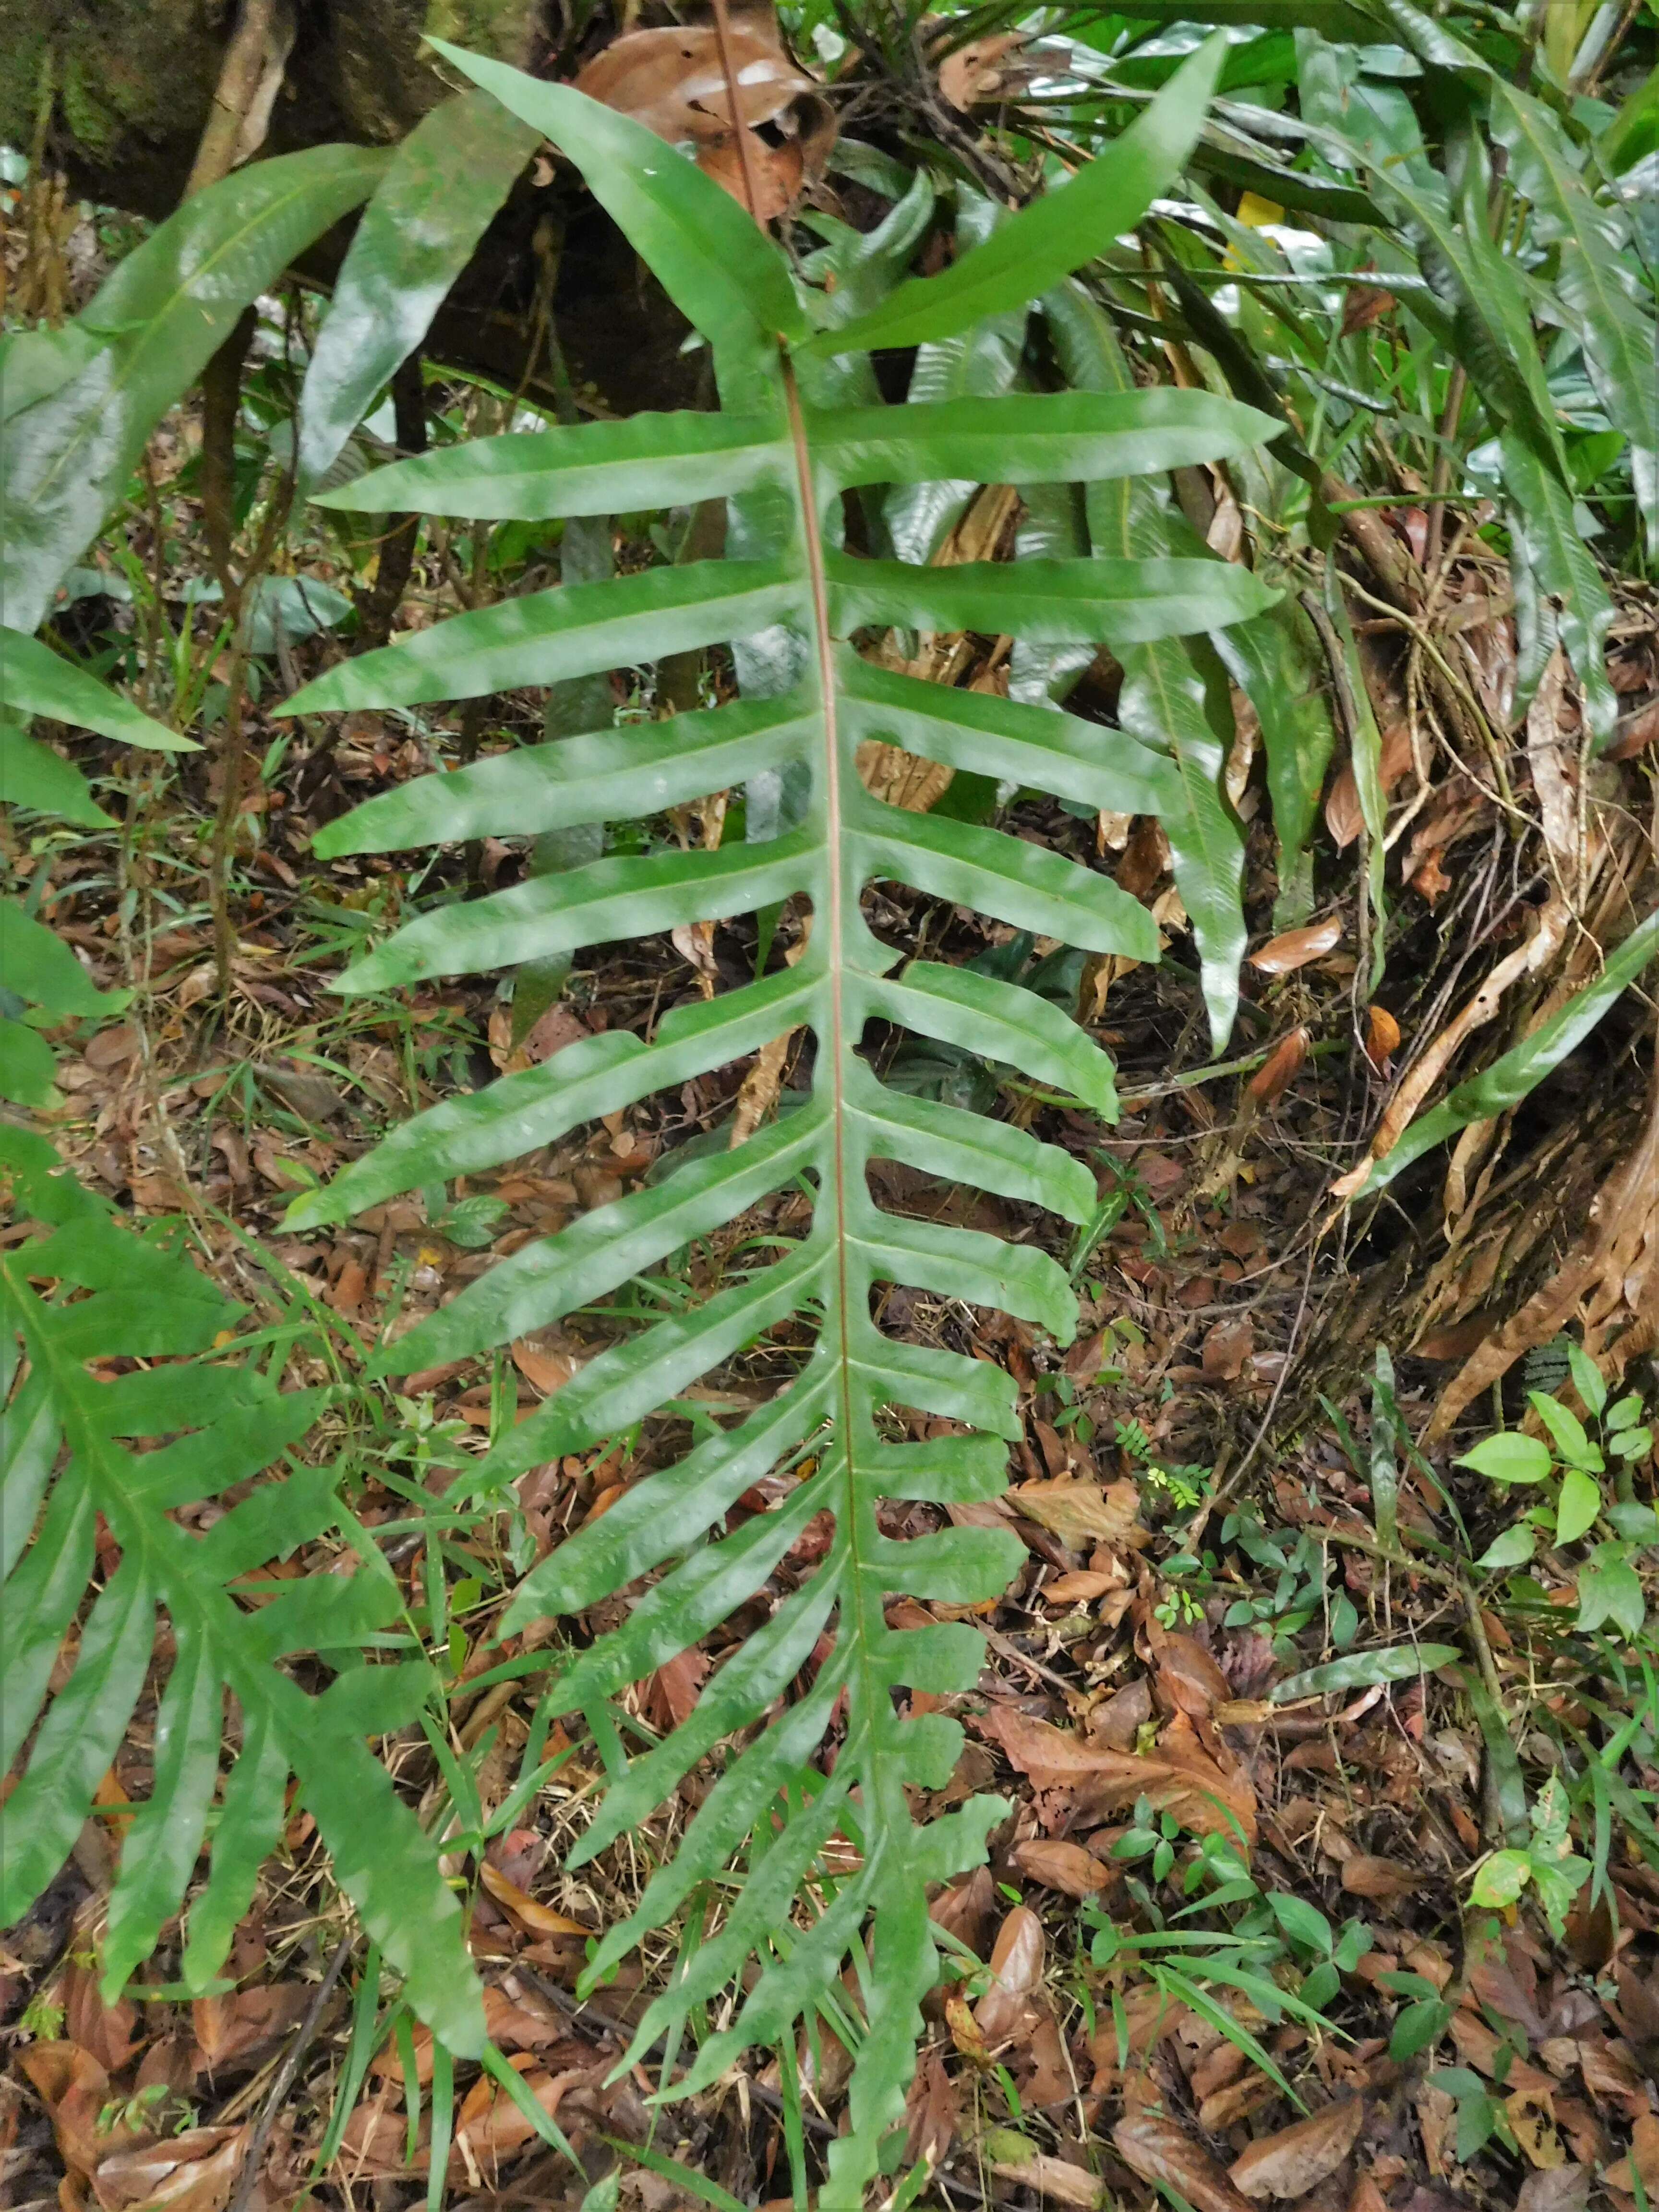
xmin=1 ymin=0 xmax=546 ymax=220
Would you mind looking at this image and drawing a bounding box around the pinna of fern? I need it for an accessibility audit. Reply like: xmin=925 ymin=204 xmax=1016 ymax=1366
xmin=277 ymin=36 xmax=1276 ymax=2203
xmin=0 ymin=1124 xmax=482 ymax=2052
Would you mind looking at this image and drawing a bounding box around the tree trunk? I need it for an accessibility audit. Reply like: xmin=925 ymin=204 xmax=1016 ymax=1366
xmin=3 ymin=1 xmax=707 ymax=417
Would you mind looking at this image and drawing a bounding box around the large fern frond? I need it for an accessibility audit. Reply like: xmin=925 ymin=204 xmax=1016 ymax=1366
xmin=0 ymin=1126 xmax=482 ymax=2053
xmin=279 ymin=41 xmax=1275 ymax=2201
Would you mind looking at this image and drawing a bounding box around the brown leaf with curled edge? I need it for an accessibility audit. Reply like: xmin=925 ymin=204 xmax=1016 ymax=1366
xmin=451 ymin=2057 xmax=594 ymax=2170
xmin=1041 ymin=1568 xmax=1123 ymax=1607
xmin=478 ymin=1863 xmax=592 ymax=1939
xmin=1247 ymin=1027 xmax=1307 ymax=1107
xmin=1248 ymin=915 xmax=1343 ymax=974
xmin=573 ymin=24 xmax=834 ymax=216
xmin=18 ymin=2044 xmax=118 ymax=2179
xmin=1114 ymin=2111 xmax=1254 ymax=2212
xmin=1515 ymin=2164 xmax=1591 ymax=2212
xmin=904 ymin=2050 xmax=961 ymax=2171
xmin=1229 ymin=2099 xmax=1365 ymax=2200
xmin=974 ymin=1906 xmax=1044 ymax=2043
xmin=509 ymin=1338 xmax=576 ymax=1395
xmin=1325 ymin=721 xmax=1414 ymax=849
xmin=92 ymin=2128 xmax=249 ymax=2212
xmin=938 ymin=32 xmax=1028 ymax=109
xmin=1013 ymin=1839 xmax=1112 ymax=1899
xmin=1341 ymin=1854 xmax=1419 ymax=1899
xmin=192 ymin=1982 xmax=311 ymax=2071
xmin=1201 ymin=1316 xmax=1254 ymax=1382
xmin=1365 ymin=1004 xmax=1401 ymax=1072
xmin=373 ymin=1985 xmax=561 ymax=2086
xmin=986 ymin=1706 xmax=1255 ymax=1842
xmin=1010 ymin=1476 xmax=1139 ymax=1551
xmin=1150 ymin=1626 xmax=1232 ymax=1719
xmin=990 ymin=2148 xmax=1105 ymax=2207
xmin=575 ymin=25 xmax=811 ymax=143
xmin=1602 ymin=2112 xmax=1659 ymax=2195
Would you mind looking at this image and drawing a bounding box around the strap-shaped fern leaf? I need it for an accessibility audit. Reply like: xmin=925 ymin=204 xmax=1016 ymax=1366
xmin=278 ymin=43 xmax=1275 ymax=2200
xmin=0 ymin=1126 xmax=482 ymax=2054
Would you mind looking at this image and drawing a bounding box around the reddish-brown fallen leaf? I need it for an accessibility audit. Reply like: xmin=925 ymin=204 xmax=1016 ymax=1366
xmin=990 ymin=2149 xmax=1104 ymax=2206
xmin=92 ymin=2127 xmax=248 ymax=2212
xmin=1325 ymin=721 xmax=1414 ymax=849
xmin=1114 ymin=2111 xmax=1253 ymax=2212
xmin=1341 ymin=1855 xmax=1419 ymax=1899
xmin=1515 ymin=2164 xmax=1591 ymax=2212
xmin=509 ymin=1340 xmax=575 ymax=1395
xmin=1596 ymin=2109 xmax=1659 ymax=2193
xmin=1201 ymin=1316 xmax=1254 ymax=1383
xmin=17 ymin=2043 xmax=119 ymax=2179
xmin=1010 ymin=1476 xmax=1140 ymax=1550
xmin=1365 ymin=1004 xmax=1401 ymax=1071
xmin=1229 ymin=2099 xmax=1365 ymax=2200
xmin=478 ymin=1864 xmax=592 ymax=1939
xmin=1013 ymin=1839 xmax=1111 ymax=1898
xmin=452 ymin=2056 xmax=595 ymax=2170
xmin=904 ymin=2050 xmax=961 ymax=2170
xmin=974 ymin=1906 xmax=1044 ymax=2043
xmin=644 ymin=1645 xmax=708 ymax=1729
xmin=192 ymin=1982 xmax=311 ymax=2070
xmin=373 ymin=1986 xmax=561 ymax=2087
xmin=986 ymin=1706 xmax=1256 ymax=1843
xmin=1247 ymin=1027 xmax=1307 ymax=1107
xmin=1248 ymin=915 xmax=1342 ymax=974
xmin=938 ymin=32 xmax=1028 ymax=109
xmin=1041 ymin=1568 xmax=1123 ymax=1606
xmin=1150 ymin=1628 xmax=1232 ymax=1720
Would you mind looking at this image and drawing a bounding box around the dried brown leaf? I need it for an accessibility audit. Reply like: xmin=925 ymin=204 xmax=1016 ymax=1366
xmin=1013 ymin=1839 xmax=1111 ymax=1898
xmin=986 ymin=1705 xmax=1255 ymax=1842
xmin=1010 ymin=1475 xmax=1139 ymax=1550
xmin=1365 ymin=1004 xmax=1401 ymax=1072
xmin=1041 ymin=1568 xmax=1123 ymax=1606
xmin=1229 ymin=2100 xmax=1365 ymax=2200
xmin=1247 ymin=1027 xmax=1307 ymax=1107
xmin=1201 ymin=1317 xmax=1254 ymax=1383
xmin=1151 ymin=1628 xmax=1232 ymax=1719
xmin=1114 ymin=2111 xmax=1254 ymax=2212
xmin=974 ymin=1906 xmax=1044 ymax=2042
xmin=92 ymin=2129 xmax=248 ymax=2212
xmin=1248 ymin=915 xmax=1343 ymax=974
xmin=477 ymin=1864 xmax=592 ymax=1938
xmin=1340 ymin=1854 xmax=1419 ymax=1899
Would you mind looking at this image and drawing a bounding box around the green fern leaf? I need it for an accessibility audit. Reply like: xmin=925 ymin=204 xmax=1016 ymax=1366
xmin=0 ymin=1125 xmax=483 ymax=2056
xmin=278 ymin=50 xmax=1275 ymax=2202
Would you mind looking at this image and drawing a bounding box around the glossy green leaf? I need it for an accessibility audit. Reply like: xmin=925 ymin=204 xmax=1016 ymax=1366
xmin=1556 ymin=1467 xmax=1603 ymax=1547
xmin=0 ymin=716 xmax=112 ymax=827
xmin=298 ymin=91 xmax=541 ymax=491
xmin=1109 ymin=0 xmax=1379 ymax=28
xmin=1456 ymin=1432 xmax=1553 ymax=1485
xmin=0 ymin=1123 xmax=483 ymax=2053
xmin=0 ymin=902 xmax=124 ymax=1018
xmin=804 ymin=37 xmax=1228 ymax=358
xmin=0 ymin=626 xmax=196 ymax=752
xmin=1529 ymin=1390 xmax=1602 ymax=1472
xmin=1487 ymin=80 xmax=1658 ymax=553
xmin=1271 ymin=1644 xmax=1458 ymax=1703
xmin=1213 ymin=596 xmax=1335 ymax=915
xmin=426 ymin=38 xmax=806 ymax=367
xmin=1354 ymin=907 xmax=1659 ymax=1195
xmin=0 ymin=146 xmax=387 ymax=634
xmin=1469 ymin=1849 xmax=1531 ymax=1908
xmin=1475 ymin=1524 xmax=1537 ymax=1571
xmin=1578 ymin=1558 xmax=1646 ymax=1636
xmin=1565 ymin=1344 xmax=1607 ymax=1420
xmin=1044 ymin=278 xmax=1248 ymax=1050
xmin=1500 ymin=431 xmax=1620 ymax=752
